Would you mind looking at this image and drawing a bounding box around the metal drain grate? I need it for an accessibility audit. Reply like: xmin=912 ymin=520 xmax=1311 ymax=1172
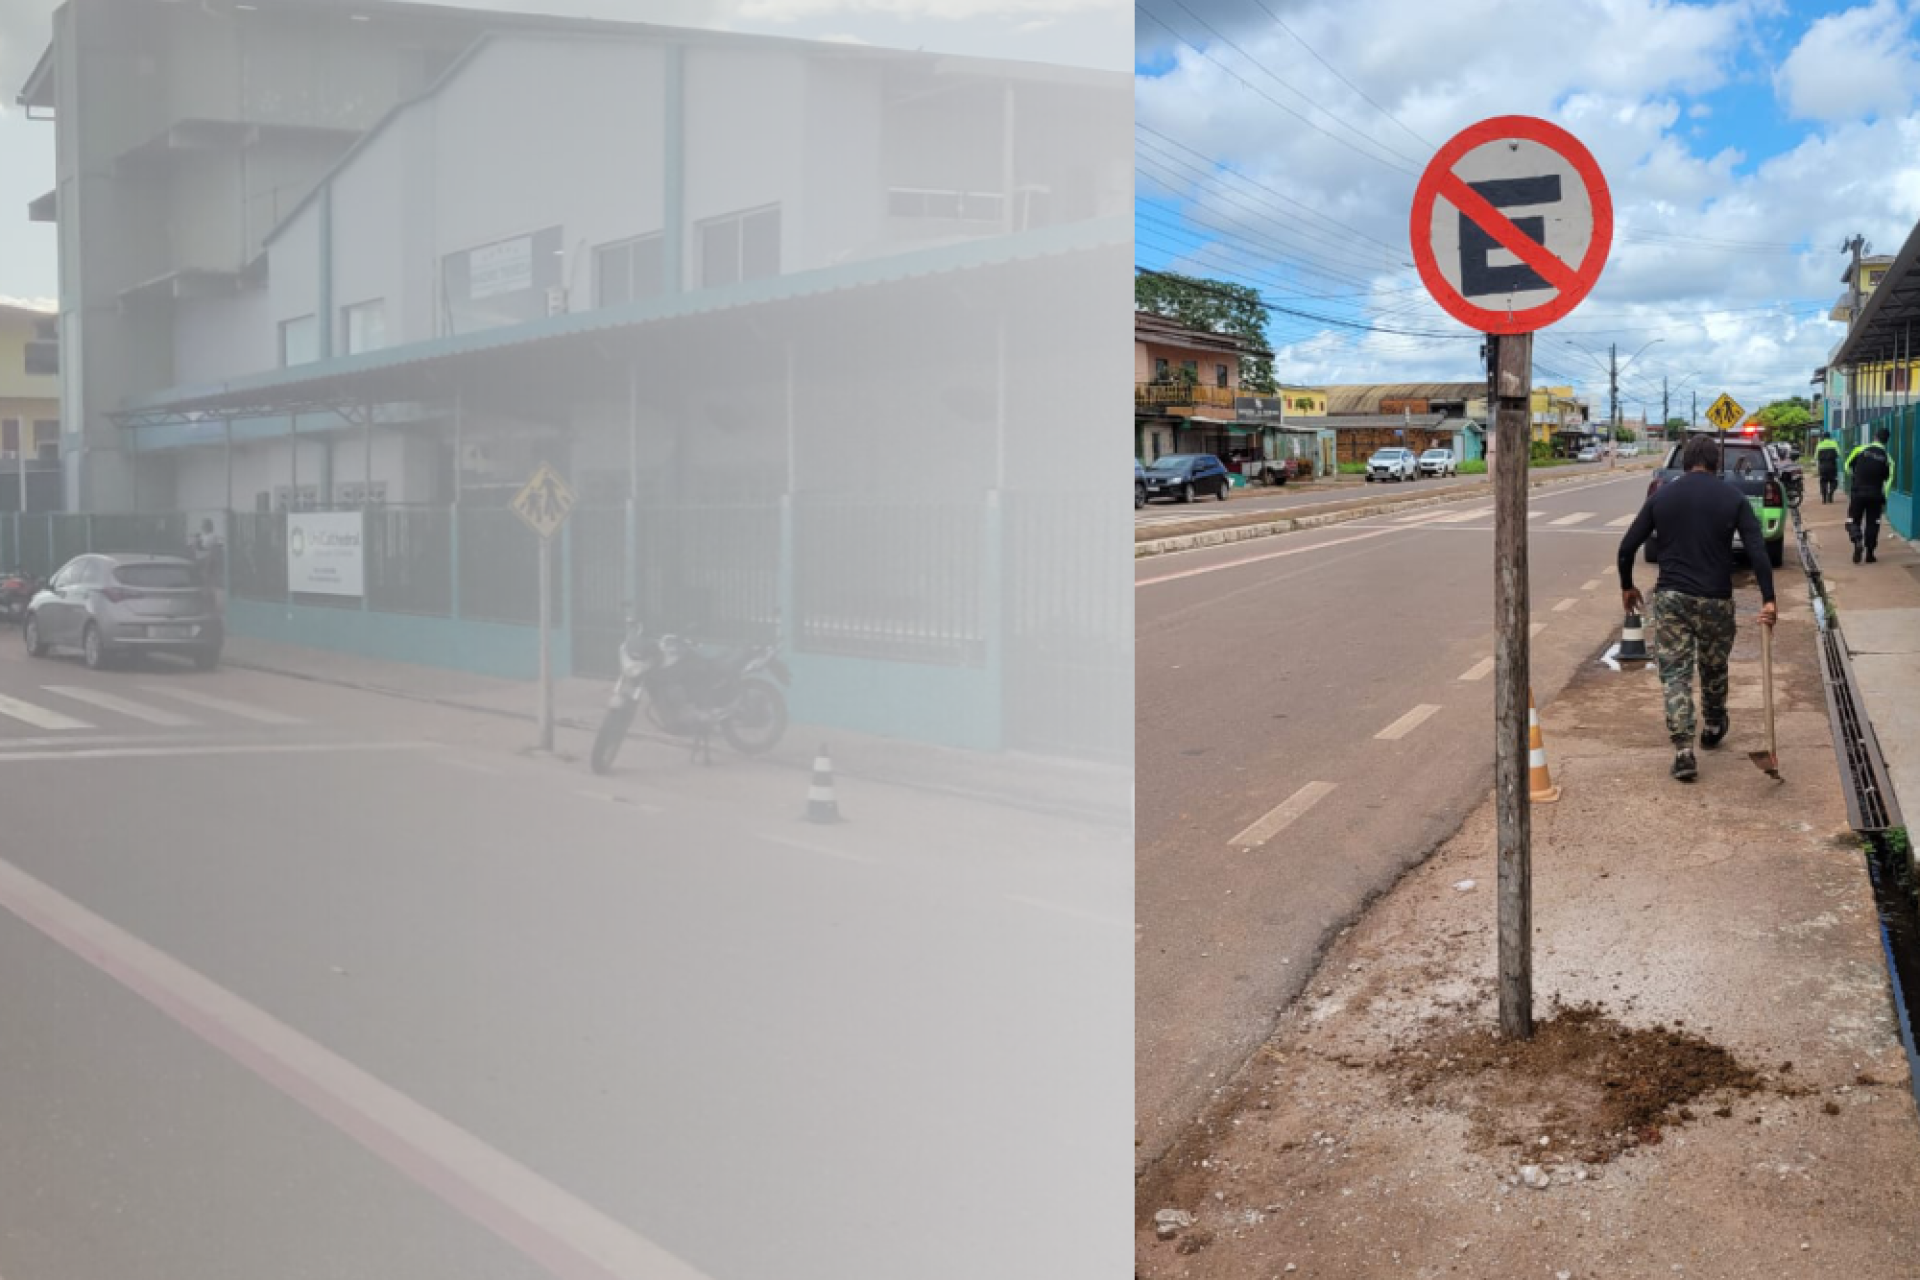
xmin=1797 ymin=509 xmax=1902 ymax=833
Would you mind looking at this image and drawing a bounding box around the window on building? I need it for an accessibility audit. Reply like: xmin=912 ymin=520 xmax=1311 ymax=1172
xmin=1182 ymin=360 xmax=1197 ymax=380
xmin=343 ymin=300 xmax=387 ymax=355
xmin=1215 ymin=364 xmax=1229 ymax=388
xmin=280 ymin=314 xmax=319 ymax=367
xmin=0 ymin=419 xmax=16 ymax=456
xmin=1154 ymin=357 xmax=1169 ymax=380
xmin=1891 ymin=367 xmax=1911 ymax=393
xmin=886 ymin=188 xmax=1005 ymax=222
xmin=24 ymin=337 xmax=56 ymax=376
xmin=31 ymin=420 xmax=56 ymax=462
xmin=595 ymin=234 xmax=666 ymax=308
xmin=697 ymin=206 xmax=780 ymax=289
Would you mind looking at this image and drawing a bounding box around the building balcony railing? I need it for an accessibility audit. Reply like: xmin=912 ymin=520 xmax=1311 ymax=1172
xmin=1136 ymin=381 xmax=1238 ymax=409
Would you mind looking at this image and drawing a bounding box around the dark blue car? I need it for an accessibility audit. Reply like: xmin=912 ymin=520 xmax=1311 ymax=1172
xmin=1141 ymin=454 xmax=1231 ymax=504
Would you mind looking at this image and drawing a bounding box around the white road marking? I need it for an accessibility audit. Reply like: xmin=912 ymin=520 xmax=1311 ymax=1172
xmin=1581 ymin=579 xmax=1601 ymax=591
xmin=1550 ymin=512 xmax=1595 ymax=526
xmin=1607 ymin=514 xmax=1636 ymax=527
xmin=140 ymin=686 xmax=304 ymax=725
xmin=0 ymin=854 xmax=712 ymax=1280
xmin=0 ymin=733 xmax=206 ymax=753
xmin=0 ymin=693 xmax=92 ymax=731
xmin=0 ymin=742 xmax=429 ymax=764
xmin=1458 ymin=657 xmax=1495 ymax=682
xmin=1527 ymin=509 xmax=1544 ymax=519
xmin=1231 ymin=781 xmax=1337 ymax=849
xmin=1394 ymin=509 xmax=1443 ymax=524
xmin=1136 ymin=526 xmax=1403 ymax=587
xmin=757 ymin=833 xmax=878 ymax=864
xmin=1375 ymin=704 xmax=1442 ymax=740
xmin=1530 ymin=622 xmax=1548 ymax=637
xmin=43 ymin=685 xmax=198 ymax=727
xmin=1431 ymin=506 xmax=1494 ymax=523
xmin=1553 ymin=598 xmax=1578 ymax=612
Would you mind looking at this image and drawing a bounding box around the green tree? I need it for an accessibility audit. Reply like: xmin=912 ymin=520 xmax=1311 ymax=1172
xmin=1135 ymin=271 xmax=1277 ymax=393
xmin=1755 ymin=398 xmax=1814 ymax=444
xmin=1664 ymin=416 xmax=1689 ymax=439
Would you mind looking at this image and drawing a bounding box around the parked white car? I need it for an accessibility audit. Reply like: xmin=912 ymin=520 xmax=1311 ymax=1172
xmin=1418 ymin=448 xmax=1457 ymax=477
xmin=1365 ymin=447 xmax=1420 ymax=482
xmin=1576 ymin=446 xmax=1600 ymax=462
xmin=1619 ymin=444 xmax=1640 ymax=458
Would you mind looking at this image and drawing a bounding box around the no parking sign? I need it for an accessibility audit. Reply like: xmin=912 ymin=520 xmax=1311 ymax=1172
xmin=1411 ymin=116 xmax=1613 ymax=334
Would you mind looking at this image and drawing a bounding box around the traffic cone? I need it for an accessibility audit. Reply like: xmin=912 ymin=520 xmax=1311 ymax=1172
xmin=1619 ymin=611 xmax=1650 ymax=663
xmin=806 ymin=744 xmax=843 ymax=823
xmin=1528 ymin=690 xmax=1561 ymax=803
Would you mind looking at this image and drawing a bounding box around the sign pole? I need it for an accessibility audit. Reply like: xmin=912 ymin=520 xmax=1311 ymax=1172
xmin=537 ymin=531 xmax=554 ymax=752
xmin=1491 ymin=331 xmax=1534 ymax=1041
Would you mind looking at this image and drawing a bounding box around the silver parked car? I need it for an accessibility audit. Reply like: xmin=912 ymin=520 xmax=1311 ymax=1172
xmin=1417 ymin=448 xmax=1457 ymax=477
xmin=1366 ymin=447 xmax=1420 ymax=482
xmin=24 ymin=553 xmax=223 ymax=671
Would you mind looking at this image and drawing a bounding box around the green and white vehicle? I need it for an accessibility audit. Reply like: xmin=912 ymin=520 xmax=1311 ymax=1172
xmin=1643 ymin=435 xmax=1787 ymax=568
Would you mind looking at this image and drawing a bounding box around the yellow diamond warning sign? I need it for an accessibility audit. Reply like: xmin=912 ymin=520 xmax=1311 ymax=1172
xmin=1703 ymin=392 xmax=1746 ymax=432
xmin=511 ymin=463 xmax=575 ymax=541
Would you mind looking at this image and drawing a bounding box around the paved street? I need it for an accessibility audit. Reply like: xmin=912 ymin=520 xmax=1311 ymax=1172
xmin=1135 ymin=470 xmax=1682 ymax=1166
xmin=1133 ymin=457 xmax=1637 ymax=531
xmin=0 ymin=642 xmax=1129 ymax=1280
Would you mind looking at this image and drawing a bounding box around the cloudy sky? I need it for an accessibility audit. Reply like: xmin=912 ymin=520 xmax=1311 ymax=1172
xmin=0 ymin=0 xmax=1128 ymax=308
xmin=1137 ymin=0 xmax=1920 ymax=422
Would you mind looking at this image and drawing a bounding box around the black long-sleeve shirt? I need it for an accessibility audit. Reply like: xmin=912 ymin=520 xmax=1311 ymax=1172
xmin=1617 ymin=470 xmax=1776 ymax=604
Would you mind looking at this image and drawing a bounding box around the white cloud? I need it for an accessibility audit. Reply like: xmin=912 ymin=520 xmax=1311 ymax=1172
xmin=1774 ymin=0 xmax=1920 ymax=123
xmin=1135 ymin=0 xmax=1920 ymax=414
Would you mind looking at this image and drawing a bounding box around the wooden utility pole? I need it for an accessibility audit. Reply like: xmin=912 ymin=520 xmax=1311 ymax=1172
xmin=1490 ymin=331 xmax=1534 ymax=1040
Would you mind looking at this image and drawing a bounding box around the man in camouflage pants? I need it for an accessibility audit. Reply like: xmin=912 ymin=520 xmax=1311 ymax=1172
xmin=1618 ymin=434 xmax=1778 ymax=782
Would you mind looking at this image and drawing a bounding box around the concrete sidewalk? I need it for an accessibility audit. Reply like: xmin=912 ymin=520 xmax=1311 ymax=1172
xmin=1801 ymin=493 xmax=1920 ymax=831
xmin=1137 ymin=559 xmax=1920 ymax=1276
xmin=219 ymin=635 xmax=1130 ymax=824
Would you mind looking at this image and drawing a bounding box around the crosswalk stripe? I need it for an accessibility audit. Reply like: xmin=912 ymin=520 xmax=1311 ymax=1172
xmin=1607 ymin=514 xmax=1637 ymax=527
xmin=43 ymin=686 xmax=199 ymax=727
xmin=1432 ymin=506 xmax=1493 ymax=523
xmin=0 ymin=693 xmax=93 ymax=731
xmin=140 ymin=686 xmax=304 ymax=725
xmin=1550 ymin=512 xmax=1595 ymax=526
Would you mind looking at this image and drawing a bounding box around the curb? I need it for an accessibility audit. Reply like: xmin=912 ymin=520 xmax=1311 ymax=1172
xmin=1135 ymin=465 xmax=1651 ymax=558
xmin=220 ymin=653 xmax=1132 ymax=826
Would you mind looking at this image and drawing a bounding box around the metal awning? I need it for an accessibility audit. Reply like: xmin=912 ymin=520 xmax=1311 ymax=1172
xmin=113 ymin=216 xmax=1127 ymax=430
xmin=1829 ymin=220 xmax=1920 ymax=368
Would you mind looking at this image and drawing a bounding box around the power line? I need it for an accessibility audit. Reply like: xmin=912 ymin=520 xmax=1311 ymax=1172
xmin=1246 ymin=0 xmax=1435 ymax=153
xmin=1135 ymin=3 xmax=1424 ymax=180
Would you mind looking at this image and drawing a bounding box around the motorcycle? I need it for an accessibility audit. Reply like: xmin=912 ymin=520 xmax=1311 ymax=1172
xmin=0 ymin=569 xmax=42 ymax=623
xmin=590 ymin=618 xmax=791 ymax=774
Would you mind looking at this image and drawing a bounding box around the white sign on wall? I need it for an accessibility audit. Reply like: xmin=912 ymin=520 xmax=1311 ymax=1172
xmin=288 ymin=511 xmax=365 ymax=597
xmin=469 ymin=236 xmax=534 ymax=300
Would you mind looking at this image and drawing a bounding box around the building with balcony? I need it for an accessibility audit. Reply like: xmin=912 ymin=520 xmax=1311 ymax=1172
xmin=0 ymin=302 xmax=61 ymax=513
xmin=1133 ymin=311 xmax=1322 ymax=468
xmin=13 ymin=0 xmax=1131 ymax=756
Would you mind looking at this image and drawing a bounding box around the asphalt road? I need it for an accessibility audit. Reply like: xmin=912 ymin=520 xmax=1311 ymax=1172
xmin=1135 ymin=470 xmax=1698 ymax=1170
xmin=0 ymin=644 xmax=1130 ymax=1279
xmin=1134 ymin=458 xmax=1639 ymax=529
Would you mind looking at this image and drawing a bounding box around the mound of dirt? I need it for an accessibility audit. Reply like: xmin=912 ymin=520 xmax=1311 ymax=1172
xmin=1387 ymin=1001 xmax=1767 ymax=1162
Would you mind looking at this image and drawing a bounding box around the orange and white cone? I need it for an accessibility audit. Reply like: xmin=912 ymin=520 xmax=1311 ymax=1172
xmin=1528 ymin=690 xmax=1561 ymax=803
xmin=806 ymin=744 xmax=843 ymax=824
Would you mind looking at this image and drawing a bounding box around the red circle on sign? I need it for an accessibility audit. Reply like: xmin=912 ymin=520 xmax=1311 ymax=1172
xmin=1410 ymin=115 xmax=1613 ymax=334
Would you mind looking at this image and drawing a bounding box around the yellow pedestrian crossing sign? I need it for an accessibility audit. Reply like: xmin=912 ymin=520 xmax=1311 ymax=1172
xmin=1704 ymin=392 xmax=1745 ymax=431
xmin=511 ymin=463 xmax=575 ymax=540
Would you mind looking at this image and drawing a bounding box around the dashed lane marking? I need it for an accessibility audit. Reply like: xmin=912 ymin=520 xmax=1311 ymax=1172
xmin=43 ymin=685 xmax=198 ymax=727
xmin=1458 ymin=657 xmax=1495 ymax=682
xmin=141 ymin=686 xmax=305 ymax=725
xmin=1553 ymin=598 xmax=1578 ymax=613
xmin=0 ymin=693 xmax=91 ymax=731
xmin=0 ymin=852 xmax=713 ymax=1280
xmin=1607 ymin=514 xmax=1636 ymax=527
xmin=1375 ymin=704 xmax=1442 ymax=741
xmin=1581 ymin=579 xmax=1601 ymax=591
xmin=1230 ymin=781 xmax=1337 ymax=849
xmin=1550 ymin=512 xmax=1596 ymax=526
xmin=1530 ymin=622 xmax=1548 ymax=637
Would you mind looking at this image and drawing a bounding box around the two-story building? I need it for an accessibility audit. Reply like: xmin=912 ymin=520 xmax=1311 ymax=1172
xmin=0 ymin=302 xmax=61 ymax=514
xmin=1132 ymin=311 xmax=1324 ymax=472
xmin=16 ymin=0 xmax=1131 ymax=757
xmin=1827 ymin=252 xmax=1903 ymax=439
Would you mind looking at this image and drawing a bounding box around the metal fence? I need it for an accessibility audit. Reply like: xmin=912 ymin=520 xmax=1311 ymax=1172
xmin=368 ymin=506 xmax=453 ymax=617
xmin=794 ymin=497 xmax=984 ymax=665
xmin=459 ymin=506 xmax=541 ymax=625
